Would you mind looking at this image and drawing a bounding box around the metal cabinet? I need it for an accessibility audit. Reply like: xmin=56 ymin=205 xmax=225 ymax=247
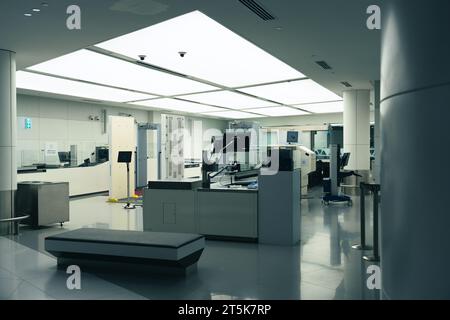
xmin=17 ymin=181 xmax=69 ymax=227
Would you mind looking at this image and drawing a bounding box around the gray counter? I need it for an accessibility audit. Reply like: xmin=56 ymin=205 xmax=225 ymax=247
xmin=258 ymin=169 xmax=301 ymax=245
xmin=144 ymin=172 xmax=301 ymax=244
xmin=197 ymin=188 xmax=257 ymax=239
xmin=143 ymin=182 xmax=257 ymax=240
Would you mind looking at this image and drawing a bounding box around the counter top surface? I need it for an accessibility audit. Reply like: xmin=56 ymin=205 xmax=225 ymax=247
xmin=148 ymin=179 xmax=202 ymax=190
xmin=197 ymin=185 xmax=257 ymax=193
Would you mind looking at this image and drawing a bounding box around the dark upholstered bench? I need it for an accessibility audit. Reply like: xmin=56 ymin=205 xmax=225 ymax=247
xmin=45 ymin=228 xmax=205 ymax=275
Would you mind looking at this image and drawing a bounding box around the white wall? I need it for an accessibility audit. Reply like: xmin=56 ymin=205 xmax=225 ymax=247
xmin=16 ymin=94 xmax=150 ymax=167
xmin=108 ymin=116 xmax=136 ymax=199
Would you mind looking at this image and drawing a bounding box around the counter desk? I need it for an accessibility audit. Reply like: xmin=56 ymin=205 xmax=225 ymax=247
xmin=143 ymin=179 xmax=258 ymax=241
xmin=17 ymin=162 xmax=110 ymax=197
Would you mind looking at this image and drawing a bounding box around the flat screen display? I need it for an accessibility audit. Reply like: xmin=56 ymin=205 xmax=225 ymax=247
xmin=286 ymin=131 xmax=299 ymax=143
xmin=117 ymin=151 xmax=132 ymax=163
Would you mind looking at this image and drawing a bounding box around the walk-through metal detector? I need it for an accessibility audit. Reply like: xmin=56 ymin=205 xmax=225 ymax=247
xmin=137 ymin=123 xmax=161 ymax=188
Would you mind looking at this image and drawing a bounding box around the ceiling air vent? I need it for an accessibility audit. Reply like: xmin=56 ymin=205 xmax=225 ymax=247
xmin=239 ymin=0 xmax=276 ymax=21
xmin=341 ymin=81 xmax=353 ymax=88
xmin=315 ymin=60 xmax=332 ymax=70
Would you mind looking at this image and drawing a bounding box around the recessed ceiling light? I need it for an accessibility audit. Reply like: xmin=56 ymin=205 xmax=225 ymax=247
xmin=32 ymin=8 xmax=41 ymax=12
xmin=240 ymin=79 xmax=341 ymax=105
xmin=201 ymin=110 xmax=262 ymax=119
xmin=41 ymin=2 xmax=49 ymax=7
xmin=244 ymin=106 xmax=309 ymax=117
xmin=96 ymin=10 xmax=304 ymax=87
xmin=16 ymin=71 xmax=155 ymax=103
xmin=24 ymin=13 xmax=32 ymax=17
xmin=182 ymin=90 xmax=274 ymax=110
xmin=28 ymin=49 xmax=216 ymax=96
xmin=130 ymin=98 xmax=224 ymax=113
xmin=295 ymin=101 xmax=344 ymax=114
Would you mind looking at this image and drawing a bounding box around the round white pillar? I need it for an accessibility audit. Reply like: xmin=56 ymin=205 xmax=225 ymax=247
xmin=381 ymin=0 xmax=450 ymax=299
xmin=343 ymin=90 xmax=370 ymax=171
xmin=0 ymin=49 xmax=17 ymax=235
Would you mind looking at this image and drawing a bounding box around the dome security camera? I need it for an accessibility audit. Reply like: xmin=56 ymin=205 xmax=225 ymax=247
xmin=138 ymin=55 xmax=146 ymax=61
xmin=178 ymin=51 xmax=187 ymax=58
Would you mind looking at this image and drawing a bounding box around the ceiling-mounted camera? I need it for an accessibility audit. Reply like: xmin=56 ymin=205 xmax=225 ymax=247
xmin=178 ymin=51 xmax=187 ymax=58
xmin=138 ymin=55 xmax=146 ymax=61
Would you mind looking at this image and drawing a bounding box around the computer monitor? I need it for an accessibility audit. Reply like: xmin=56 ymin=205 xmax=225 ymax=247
xmin=96 ymin=147 xmax=109 ymax=163
xmin=117 ymin=151 xmax=132 ymax=163
xmin=340 ymin=152 xmax=350 ymax=168
xmin=286 ymin=131 xmax=299 ymax=144
xmin=58 ymin=152 xmax=70 ymax=163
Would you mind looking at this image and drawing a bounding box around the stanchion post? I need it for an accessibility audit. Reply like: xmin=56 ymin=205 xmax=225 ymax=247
xmin=363 ymin=184 xmax=380 ymax=262
xmin=352 ymin=182 xmax=372 ymax=250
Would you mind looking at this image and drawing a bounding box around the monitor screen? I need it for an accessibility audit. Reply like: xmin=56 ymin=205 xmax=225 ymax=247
xmin=96 ymin=147 xmax=109 ymax=163
xmin=58 ymin=152 xmax=70 ymax=163
xmin=340 ymin=152 xmax=350 ymax=168
xmin=117 ymin=151 xmax=132 ymax=163
xmin=286 ymin=131 xmax=299 ymax=143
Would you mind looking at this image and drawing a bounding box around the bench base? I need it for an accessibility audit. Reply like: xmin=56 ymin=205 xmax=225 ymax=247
xmin=52 ymin=249 xmax=203 ymax=276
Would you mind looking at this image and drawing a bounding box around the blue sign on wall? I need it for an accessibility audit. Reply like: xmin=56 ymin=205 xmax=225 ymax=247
xmin=24 ymin=118 xmax=32 ymax=129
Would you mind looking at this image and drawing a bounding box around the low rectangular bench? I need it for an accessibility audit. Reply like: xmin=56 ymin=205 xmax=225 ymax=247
xmin=45 ymin=228 xmax=205 ymax=275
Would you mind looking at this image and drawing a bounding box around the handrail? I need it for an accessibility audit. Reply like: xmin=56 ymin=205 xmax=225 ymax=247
xmin=0 ymin=215 xmax=30 ymax=235
xmin=0 ymin=215 xmax=30 ymax=223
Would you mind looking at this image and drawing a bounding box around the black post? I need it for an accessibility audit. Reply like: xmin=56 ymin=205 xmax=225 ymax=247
xmin=124 ymin=161 xmax=136 ymax=210
xmin=363 ymin=184 xmax=380 ymax=262
xmin=126 ymin=162 xmax=130 ymax=207
xmin=373 ymin=189 xmax=380 ymax=259
xmin=352 ymin=182 xmax=372 ymax=250
xmin=13 ymin=221 xmax=18 ymax=235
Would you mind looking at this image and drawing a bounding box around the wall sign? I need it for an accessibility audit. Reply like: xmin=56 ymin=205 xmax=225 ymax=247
xmin=24 ymin=118 xmax=32 ymax=129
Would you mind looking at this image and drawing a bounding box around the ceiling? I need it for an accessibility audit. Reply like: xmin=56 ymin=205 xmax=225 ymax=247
xmin=1 ymin=0 xmax=382 ymax=118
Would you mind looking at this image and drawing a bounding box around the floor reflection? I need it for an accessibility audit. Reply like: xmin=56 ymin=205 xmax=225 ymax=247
xmin=4 ymin=188 xmax=381 ymax=300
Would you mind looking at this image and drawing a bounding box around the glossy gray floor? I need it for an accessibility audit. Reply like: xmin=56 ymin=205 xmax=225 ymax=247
xmin=0 ymin=189 xmax=380 ymax=300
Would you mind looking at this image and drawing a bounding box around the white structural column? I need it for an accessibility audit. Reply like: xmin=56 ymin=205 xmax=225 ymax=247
xmin=373 ymin=81 xmax=381 ymax=183
xmin=381 ymin=0 xmax=450 ymax=299
xmin=343 ymin=90 xmax=370 ymax=171
xmin=0 ymin=50 xmax=17 ymax=235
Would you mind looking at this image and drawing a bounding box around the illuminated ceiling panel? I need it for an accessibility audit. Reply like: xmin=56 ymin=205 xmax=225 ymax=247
xmin=96 ymin=10 xmax=304 ymax=87
xmin=182 ymin=90 xmax=274 ymax=109
xmin=201 ymin=110 xmax=262 ymax=119
xmin=298 ymin=101 xmax=344 ymax=113
xmin=130 ymin=98 xmax=225 ymax=113
xmin=240 ymin=79 xmax=342 ymax=105
xmin=16 ymin=71 xmax=155 ymax=103
xmin=28 ymin=49 xmax=216 ymax=96
xmin=245 ymin=106 xmax=309 ymax=117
